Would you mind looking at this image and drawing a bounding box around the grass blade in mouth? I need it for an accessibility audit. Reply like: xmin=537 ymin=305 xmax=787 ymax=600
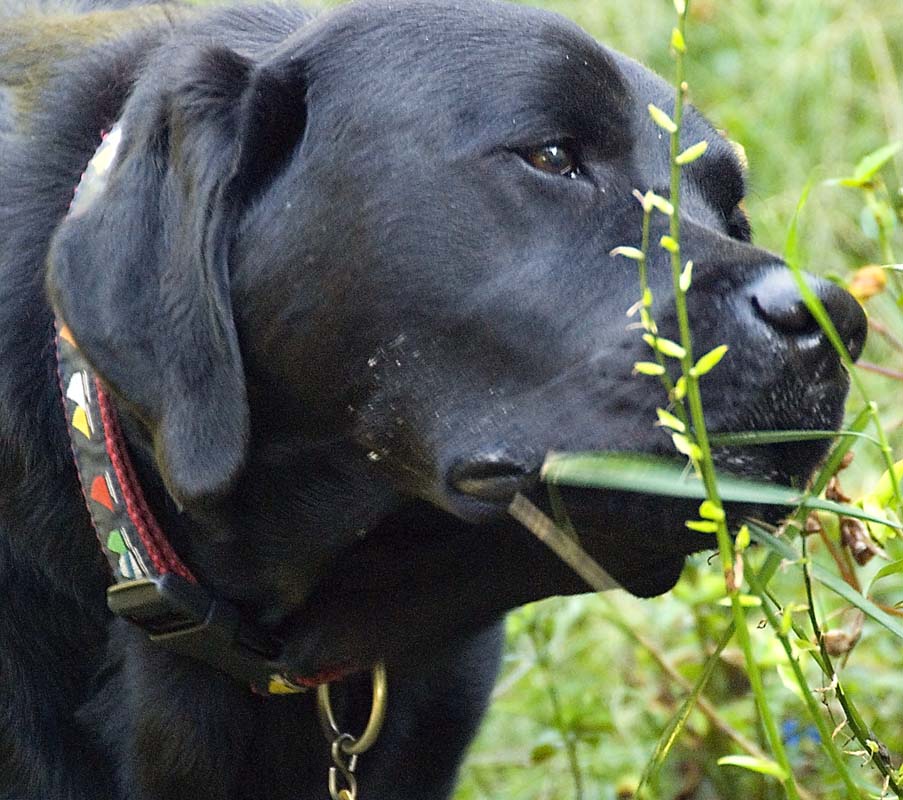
xmin=541 ymin=451 xmax=901 ymax=531
xmin=507 ymin=493 xmax=619 ymax=593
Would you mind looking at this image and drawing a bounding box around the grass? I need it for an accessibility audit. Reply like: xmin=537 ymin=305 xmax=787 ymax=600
xmin=454 ymin=2 xmax=903 ymax=799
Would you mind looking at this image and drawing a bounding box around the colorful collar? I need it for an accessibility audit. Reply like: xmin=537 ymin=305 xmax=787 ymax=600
xmin=55 ymin=127 xmax=341 ymax=696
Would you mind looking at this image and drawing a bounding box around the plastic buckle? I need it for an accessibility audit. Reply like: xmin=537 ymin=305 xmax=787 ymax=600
xmin=107 ymin=575 xmax=290 ymax=691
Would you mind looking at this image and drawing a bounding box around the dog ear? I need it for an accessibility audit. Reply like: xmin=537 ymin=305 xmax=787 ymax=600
xmin=47 ymin=46 xmax=308 ymax=505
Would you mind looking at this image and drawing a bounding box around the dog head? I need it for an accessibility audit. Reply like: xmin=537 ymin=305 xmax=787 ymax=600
xmin=48 ymin=0 xmax=866 ymax=673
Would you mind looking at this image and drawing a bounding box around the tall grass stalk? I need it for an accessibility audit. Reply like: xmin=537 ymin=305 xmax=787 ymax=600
xmin=743 ymin=563 xmax=864 ymax=798
xmin=525 ymin=617 xmax=585 ymax=800
xmin=647 ymin=7 xmax=902 ymax=795
xmin=651 ymin=3 xmax=800 ymax=795
xmin=625 ymin=404 xmax=884 ymax=796
xmin=798 ymin=534 xmax=903 ymax=797
xmin=635 ymin=553 xmax=784 ymax=798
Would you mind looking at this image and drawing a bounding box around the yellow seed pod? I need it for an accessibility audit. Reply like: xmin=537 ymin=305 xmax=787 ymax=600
xmin=848 ymin=265 xmax=887 ymax=301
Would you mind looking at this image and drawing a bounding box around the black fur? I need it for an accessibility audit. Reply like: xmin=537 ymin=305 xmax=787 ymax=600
xmin=0 ymin=1 xmax=866 ymax=798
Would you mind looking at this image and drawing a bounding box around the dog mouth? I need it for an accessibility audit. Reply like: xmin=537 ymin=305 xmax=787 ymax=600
xmin=442 ymin=435 xmax=831 ymax=580
xmin=446 ymin=434 xmax=825 ymax=514
xmin=447 ymin=457 xmax=540 ymax=507
xmin=274 ymin=433 xmax=834 ymax=676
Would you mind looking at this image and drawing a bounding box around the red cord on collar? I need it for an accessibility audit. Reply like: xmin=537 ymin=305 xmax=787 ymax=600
xmin=94 ymin=378 xmax=195 ymax=583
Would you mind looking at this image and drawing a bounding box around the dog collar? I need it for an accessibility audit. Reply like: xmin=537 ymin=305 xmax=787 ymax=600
xmin=55 ymin=321 xmax=342 ymax=694
xmin=55 ymin=129 xmax=341 ymax=696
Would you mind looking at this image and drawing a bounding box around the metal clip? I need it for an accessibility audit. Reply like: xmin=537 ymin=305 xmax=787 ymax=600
xmin=328 ymin=734 xmax=358 ymax=800
xmin=318 ymin=662 xmax=387 ymax=800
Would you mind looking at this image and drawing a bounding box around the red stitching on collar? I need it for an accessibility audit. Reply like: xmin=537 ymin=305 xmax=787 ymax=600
xmin=94 ymin=378 xmax=196 ymax=583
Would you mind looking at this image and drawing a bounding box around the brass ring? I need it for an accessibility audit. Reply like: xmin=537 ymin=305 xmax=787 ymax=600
xmin=317 ymin=662 xmax=387 ymax=756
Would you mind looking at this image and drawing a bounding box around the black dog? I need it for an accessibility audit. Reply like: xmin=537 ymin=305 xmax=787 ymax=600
xmin=0 ymin=1 xmax=866 ymax=797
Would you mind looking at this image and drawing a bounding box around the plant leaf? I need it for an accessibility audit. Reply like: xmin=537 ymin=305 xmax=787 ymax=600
xmin=648 ymin=103 xmax=677 ymax=133
xmin=634 ymin=361 xmax=666 ymax=376
xmin=610 ymin=245 xmax=645 ymax=261
xmin=868 ymin=558 xmax=903 ymax=592
xmin=656 ymin=408 xmax=686 ymax=432
xmin=864 ymin=458 xmax=903 ymax=506
xmin=671 ymin=433 xmax=702 ymax=461
xmin=717 ymin=755 xmax=788 ymax=781
xmin=851 ymin=142 xmax=902 ymax=185
xmin=694 ymin=344 xmax=728 ymax=376
xmin=642 ymin=334 xmax=686 ymax=359
xmin=685 ymin=519 xmax=718 ymax=533
xmin=679 ymin=259 xmax=694 ymax=292
xmin=540 ymin=452 xmax=901 ymax=530
xmin=645 ymin=191 xmax=674 ymax=216
xmin=699 ymin=499 xmax=725 ymax=521
xmin=675 ymin=140 xmax=708 ymax=165
xmin=659 ymin=234 xmax=680 ymax=253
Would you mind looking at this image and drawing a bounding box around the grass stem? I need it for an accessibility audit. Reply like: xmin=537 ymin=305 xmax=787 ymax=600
xmin=662 ymin=5 xmax=801 ymax=796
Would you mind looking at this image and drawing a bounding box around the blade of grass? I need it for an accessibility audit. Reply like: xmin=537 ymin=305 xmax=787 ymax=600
xmin=784 ymin=181 xmax=903 ymax=518
xmin=636 ymin=550 xmax=788 ymax=798
xmin=639 ymin=407 xmax=873 ymax=795
xmin=709 ymin=429 xmax=881 ymax=448
xmin=797 ymin=533 xmax=903 ymax=797
xmin=508 ymin=493 xmax=619 ymax=592
xmin=661 ymin=5 xmax=799 ymax=793
xmin=541 ymin=451 xmax=900 ymax=530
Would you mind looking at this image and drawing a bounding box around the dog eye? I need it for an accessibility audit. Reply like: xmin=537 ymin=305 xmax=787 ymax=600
xmin=522 ymin=144 xmax=580 ymax=178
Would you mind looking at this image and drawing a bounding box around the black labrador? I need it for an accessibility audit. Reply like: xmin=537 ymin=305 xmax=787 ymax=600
xmin=0 ymin=1 xmax=866 ymax=798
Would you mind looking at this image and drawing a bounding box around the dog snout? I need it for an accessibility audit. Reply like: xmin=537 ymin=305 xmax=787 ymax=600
xmin=749 ymin=267 xmax=867 ymax=361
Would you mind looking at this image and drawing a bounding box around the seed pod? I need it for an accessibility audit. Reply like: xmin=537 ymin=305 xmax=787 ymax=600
xmin=822 ymin=628 xmax=859 ymax=657
xmin=840 ymin=517 xmax=881 ymax=566
xmin=848 ymin=265 xmax=887 ymax=301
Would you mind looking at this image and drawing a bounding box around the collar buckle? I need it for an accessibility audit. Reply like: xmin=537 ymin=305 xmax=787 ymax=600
xmin=107 ymin=575 xmax=302 ymax=694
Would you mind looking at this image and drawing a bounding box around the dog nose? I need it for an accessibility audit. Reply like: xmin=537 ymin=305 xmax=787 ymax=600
xmin=750 ymin=268 xmax=867 ymax=361
xmin=449 ymin=456 xmax=538 ymax=503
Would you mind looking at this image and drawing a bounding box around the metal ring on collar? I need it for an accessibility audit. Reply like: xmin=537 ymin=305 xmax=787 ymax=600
xmin=317 ymin=662 xmax=387 ymax=756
